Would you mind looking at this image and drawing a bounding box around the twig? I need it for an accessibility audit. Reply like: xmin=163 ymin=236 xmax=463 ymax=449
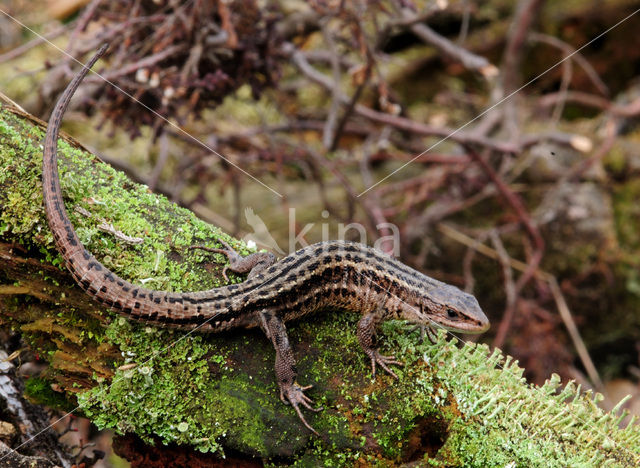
xmin=549 ymin=48 xmax=573 ymax=126
xmin=538 ymin=92 xmax=640 ymax=117
xmin=400 ymin=8 xmax=498 ymax=77
xmin=321 ymin=21 xmax=342 ymax=150
xmin=74 ymin=206 xmax=144 ymax=244
xmin=330 ymin=58 xmax=372 ymax=152
xmin=437 ymin=223 xmax=603 ymax=390
xmin=500 ymin=0 xmax=546 ymax=141
xmin=66 ymin=0 xmax=103 ymax=53
xmin=285 ymin=42 xmax=521 ymax=154
xmin=567 ymin=118 xmax=617 ymax=181
xmin=407 ymin=183 xmax=498 ymax=251
xmin=461 ymin=229 xmax=493 ymax=294
xmin=359 ymin=137 xmax=396 ymax=254
xmin=86 ymin=44 xmax=186 ymax=82
xmin=368 ymin=152 xmax=471 ymax=165
xmin=457 ymin=1 xmax=471 ymax=43
xmin=529 ymin=32 xmax=609 ymax=96
xmin=464 ymin=145 xmax=544 ymax=295
xmin=490 ymin=230 xmax=518 ymax=349
xmin=0 ymin=285 xmax=55 ymax=303
xmin=0 ymin=23 xmax=70 ymax=64
xmin=548 ymin=278 xmax=604 ymax=390
xmin=501 ymin=0 xmax=545 ymax=94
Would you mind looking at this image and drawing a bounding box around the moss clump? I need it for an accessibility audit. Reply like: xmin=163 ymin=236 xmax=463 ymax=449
xmin=0 ymin=107 xmax=247 ymax=293
xmin=23 ymin=376 xmax=75 ymax=411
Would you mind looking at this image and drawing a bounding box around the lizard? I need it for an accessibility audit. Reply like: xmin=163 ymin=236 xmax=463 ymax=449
xmin=42 ymin=45 xmax=490 ymax=434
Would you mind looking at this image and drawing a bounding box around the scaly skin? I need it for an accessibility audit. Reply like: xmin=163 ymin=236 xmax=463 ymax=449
xmin=42 ymin=46 xmax=490 ymax=433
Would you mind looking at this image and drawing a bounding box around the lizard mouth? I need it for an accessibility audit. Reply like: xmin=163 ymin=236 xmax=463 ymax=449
xmin=452 ymin=319 xmax=490 ymax=334
xmin=435 ymin=317 xmax=490 ymax=334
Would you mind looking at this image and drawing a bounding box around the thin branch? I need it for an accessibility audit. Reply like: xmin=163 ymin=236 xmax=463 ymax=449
xmin=437 ymin=223 xmax=603 ymax=391
xmin=148 ymin=131 xmax=170 ymax=191
xmin=66 ymin=0 xmax=103 ymax=53
xmin=501 ymin=0 xmax=546 ymax=94
xmin=400 ymin=8 xmax=498 ymax=77
xmin=85 ymin=44 xmax=186 ymax=82
xmin=529 ymin=32 xmax=609 ymax=96
xmin=285 ymin=41 xmax=521 ymax=154
xmin=464 ymin=145 xmax=545 ymax=296
xmin=330 ymin=59 xmax=372 ymax=152
xmin=490 ymin=230 xmax=519 ymax=349
xmin=321 ymin=22 xmax=342 ymax=150
xmin=0 ymin=23 xmax=71 ymax=64
xmin=538 ymin=92 xmax=640 ymax=117
xmin=500 ymin=0 xmax=546 ymax=141
xmin=549 ymin=49 xmax=573 ymax=126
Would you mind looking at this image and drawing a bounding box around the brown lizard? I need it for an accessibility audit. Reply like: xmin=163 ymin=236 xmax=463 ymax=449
xmin=42 ymin=45 xmax=490 ymax=434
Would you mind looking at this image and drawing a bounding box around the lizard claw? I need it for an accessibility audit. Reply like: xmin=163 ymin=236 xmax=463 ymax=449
xmin=407 ymin=324 xmax=438 ymax=343
xmin=369 ymin=351 xmax=404 ymax=379
xmin=220 ymin=265 xmax=230 ymax=283
xmin=281 ymin=382 xmax=323 ymax=435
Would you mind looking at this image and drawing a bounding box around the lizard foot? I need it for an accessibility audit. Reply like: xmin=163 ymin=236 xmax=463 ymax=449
xmin=189 ymin=240 xmax=276 ymax=281
xmin=188 ymin=241 xmax=236 ymax=282
xmin=368 ymin=351 xmax=404 ymax=379
xmin=407 ymin=324 xmax=439 ymax=343
xmin=280 ymin=382 xmax=323 ymax=435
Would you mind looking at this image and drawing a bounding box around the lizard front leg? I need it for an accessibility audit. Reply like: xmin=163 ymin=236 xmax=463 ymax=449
xmin=190 ymin=239 xmax=276 ymax=281
xmin=408 ymin=323 xmax=439 ymax=343
xmin=257 ymin=310 xmax=322 ymax=434
xmin=357 ymin=311 xmax=404 ymax=379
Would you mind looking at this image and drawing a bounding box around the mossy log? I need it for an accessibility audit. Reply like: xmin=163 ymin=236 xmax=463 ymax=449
xmin=1 ymin=100 xmax=639 ymax=466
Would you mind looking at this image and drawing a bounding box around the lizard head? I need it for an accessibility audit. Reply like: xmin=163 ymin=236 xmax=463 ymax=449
xmin=404 ymin=285 xmax=490 ymax=334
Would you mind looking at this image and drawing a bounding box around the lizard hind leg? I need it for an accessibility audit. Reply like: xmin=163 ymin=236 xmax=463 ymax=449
xmin=189 ymin=239 xmax=276 ymax=281
xmin=357 ymin=311 xmax=404 ymax=379
xmin=257 ymin=310 xmax=323 ymax=435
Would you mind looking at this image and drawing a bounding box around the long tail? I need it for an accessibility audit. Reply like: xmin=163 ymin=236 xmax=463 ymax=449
xmin=42 ymin=44 xmax=108 ymax=267
xmin=41 ymin=45 xmax=224 ymax=328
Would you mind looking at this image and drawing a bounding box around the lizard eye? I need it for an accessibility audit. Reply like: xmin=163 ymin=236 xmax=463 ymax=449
xmin=446 ymin=308 xmax=458 ymax=319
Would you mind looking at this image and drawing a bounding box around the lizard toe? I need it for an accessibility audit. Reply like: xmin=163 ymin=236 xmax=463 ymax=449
xmin=370 ymin=351 xmax=404 ymax=379
xmin=282 ymin=382 xmax=323 ymax=434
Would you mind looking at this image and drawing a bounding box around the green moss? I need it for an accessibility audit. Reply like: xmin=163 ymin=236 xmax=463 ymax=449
xmin=0 ymin=107 xmax=244 ymax=297
xmin=24 ymin=376 xmax=75 ymax=411
xmin=613 ymin=179 xmax=640 ymax=253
